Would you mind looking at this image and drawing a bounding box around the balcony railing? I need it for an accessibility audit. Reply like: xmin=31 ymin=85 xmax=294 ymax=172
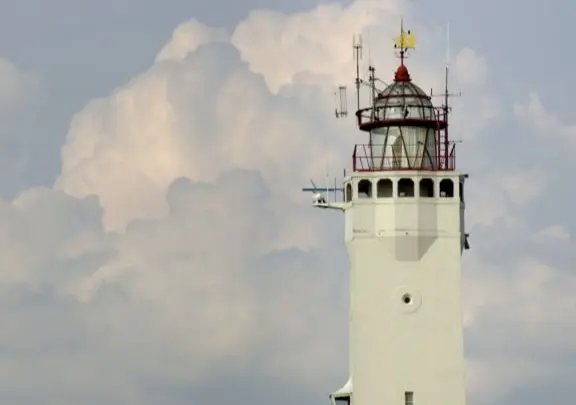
xmin=356 ymin=106 xmax=447 ymax=131
xmin=352 ymin=144 xmax=456 ymax=172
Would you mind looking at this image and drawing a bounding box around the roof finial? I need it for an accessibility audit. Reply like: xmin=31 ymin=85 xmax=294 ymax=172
xmin=393 ymin=18 xmax=416 ymax=81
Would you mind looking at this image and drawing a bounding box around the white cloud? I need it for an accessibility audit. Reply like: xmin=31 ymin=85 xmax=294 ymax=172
xmin=56 ymin=42 xmax=350 ymax=232
xmin=500 ymin=166 xmax=549 ymax=205
xmin=231 ymin=0 xmax=404 ymax=93
xmin=514 ymin=92 xmax=576 ymax=141
xmin=56 ymin=0 xmax=496 ymax=232
xmin=155 ymin=20 xmax=228 ymax=63
xmin=533 ymin=224 xmax=570 ymax=242
xmin=453 ymin=47 xmax=488 ymax=88
xmin=0 ymin=58 xmax=41 ymax=108
xmin=464 ymin=253 xmax=576 ymax=404
xmin=0 ymin=173 xmax=347 ymax=402
xmin=1 ymin=0 xmax=574 ymax=404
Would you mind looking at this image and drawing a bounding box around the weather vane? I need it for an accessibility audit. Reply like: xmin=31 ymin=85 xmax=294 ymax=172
xmin=393 ymin=18 xmax=416 ymax=64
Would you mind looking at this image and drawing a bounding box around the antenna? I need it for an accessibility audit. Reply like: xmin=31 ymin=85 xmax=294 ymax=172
xmin=334 ymin=85 xmax=348 ymax=118
xmin=368 ymin=65 xmax=376 ymax=119
xmin=431 ymin=22 xmax=461 ymax=169
xmin=443 ymin=22 xmax=461 ymax=168
xmin=367 ymin=28 xmax=372 ymax=67
xmin=444 ymin=22 xmax=455 ymax=117
xmin=353 ymin=34 xmax=363 ymax=112
xmin=301 ymin=175 xmax=344 ymax=205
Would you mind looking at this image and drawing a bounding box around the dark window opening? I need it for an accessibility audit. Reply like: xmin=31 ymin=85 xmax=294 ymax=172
xmin=358 ymin=179 xmax=372 ymax=198
xmin=419 ymin=178 xmax=434 ymax=197
xmin=405 ymin=391 xmax=414 ymax=405
xmin=377 ymin=179 xmax=393 ymax=198
xmin=345 ymin=183 xmax=352 ymax=202
xmin=398 ymin=178 xmax=414 ymax=197
xmin=334 ymin=397 xmax=350 ymax=405
xmin=439 ymin=178 xmax=454 ymax=197
xmin=459 ymin=181 xmax=464 ymax=202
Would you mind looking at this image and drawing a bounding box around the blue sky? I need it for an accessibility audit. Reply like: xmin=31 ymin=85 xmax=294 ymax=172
xmin=0 ymin=0 xmax=574 ymax=404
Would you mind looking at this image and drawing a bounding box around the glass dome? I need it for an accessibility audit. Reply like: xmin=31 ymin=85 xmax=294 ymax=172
xmin=374 ymin=81 xmax=436 ymax=120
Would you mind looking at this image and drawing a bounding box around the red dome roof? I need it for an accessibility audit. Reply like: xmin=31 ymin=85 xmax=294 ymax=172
xmin=394 ymin=64 xmax=411 ymax=82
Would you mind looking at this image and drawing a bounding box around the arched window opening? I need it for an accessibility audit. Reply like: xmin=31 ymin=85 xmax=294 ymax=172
xmin=358 ymin=179 xmax=372 ymax=198
xmin=377 ymin=179 xmax=393 ymax=198
xmin=439 ymin=179 xmax=454 ymax=197
xmin=345 ymin=183 xmax=352 ymax=202
xmin=398 ymin=178 xmax=414 ymax=197
xmin=419 ymin=178 xmax=434 ymax=197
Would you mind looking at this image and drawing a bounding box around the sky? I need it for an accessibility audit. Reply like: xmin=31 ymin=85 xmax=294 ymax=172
xmin=0 ymin=0 xmax=574 ymax=403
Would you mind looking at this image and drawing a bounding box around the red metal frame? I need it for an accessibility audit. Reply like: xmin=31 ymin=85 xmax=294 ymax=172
xmin=352 ymin=143 xmax=456 ymax=172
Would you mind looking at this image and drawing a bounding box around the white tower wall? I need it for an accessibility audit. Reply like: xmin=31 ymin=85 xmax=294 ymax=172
xmin=343 ymin=171 xmax=467 ymax=405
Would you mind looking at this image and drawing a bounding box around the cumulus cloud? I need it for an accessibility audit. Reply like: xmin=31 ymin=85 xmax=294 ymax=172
xmin=155 ymin=20 xmax=228 ymax=63
xmin=0 ymin=0 xmax=574 ymax=404
xmin=514 ymin=92 xmax=576 ymax=144
xmin=56 ymin=41 xmax=352 ymax=231
xmin=0 ymin=173 xmax=347 ymax=403
xmin=0 ymin=58 xmax=41 ymax=109
xmin=56 ymin=0 xmax=494 ymax=232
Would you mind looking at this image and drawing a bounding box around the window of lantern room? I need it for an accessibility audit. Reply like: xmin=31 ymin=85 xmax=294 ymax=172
xmin=419 ymin=178 xmax=434 ymax=197
xmin=377 ymin=179 xmax=393 ymax=198
xmin=357 ymin=179 xmax=372 ymax=198
xmin=439 ymin=178 xmax=454 ymax=197
xmin=398 ymin=178 xmax=414 ymax=197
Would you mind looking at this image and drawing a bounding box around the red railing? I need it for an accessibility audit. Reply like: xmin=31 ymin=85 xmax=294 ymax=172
xmin=352 ymin=144 xmax=456 ymax=172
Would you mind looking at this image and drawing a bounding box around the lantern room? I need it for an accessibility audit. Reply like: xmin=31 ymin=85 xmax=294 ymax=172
xmin=350 ymin=17 xmax=457 ymax=172
xmin=354 ymin=62 xmax=453 ymax=171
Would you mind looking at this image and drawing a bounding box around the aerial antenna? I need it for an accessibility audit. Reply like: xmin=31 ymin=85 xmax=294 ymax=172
xmin=334 ymin=85 xmax=348 ymax=118
xmin=443 ymin=22 xmax=461 ymax=168
xmin=444 ymin=22 xmax=455 ymax=116
xmin=430 ymin=22 xmax=461 ymax=169
xmin=353 ymin=34 xmax=363 ymax=112
xmin=367 ymin=27 xmax=372 ymax=67
xmin=301 ymin=174 xmax=344 ymax=206
xmin=369 ymin=65 xmax=376 ymax=119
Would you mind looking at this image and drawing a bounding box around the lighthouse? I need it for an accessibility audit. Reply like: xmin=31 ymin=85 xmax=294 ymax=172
xmin=304 ymin=22 xmax=469 ymax=405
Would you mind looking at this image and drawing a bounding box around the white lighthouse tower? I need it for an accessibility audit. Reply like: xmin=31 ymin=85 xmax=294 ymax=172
xmin=305 ymin=23 xmax=469 ymax=405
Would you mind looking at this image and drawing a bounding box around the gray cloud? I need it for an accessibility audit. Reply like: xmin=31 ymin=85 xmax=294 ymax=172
xmin=0 ymin=171 xmax=347 ymax=403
